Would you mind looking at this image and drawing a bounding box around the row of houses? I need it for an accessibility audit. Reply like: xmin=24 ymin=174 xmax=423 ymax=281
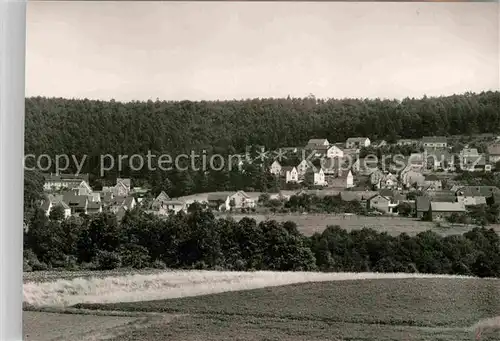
xmin=41 ymin=175 xmax=138 ymax=219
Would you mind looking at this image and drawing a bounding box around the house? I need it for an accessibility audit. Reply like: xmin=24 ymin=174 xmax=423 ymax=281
xmin=42 ymin=173 xmax=90 ymax=191
xmin=40 ymin=195 xmax=71 ymax=219
xmin=370 ymin=169 xmax=384 ymax=189
xmin=400 ymin=168 xmax=425 ymax=189
xmin=313 ymin=145 xmax=344 ymax=159
xmin=269 ymin=160 xmax=282 ymax=176
xmin=207 ymin=193 xmax=231 ymax=211
xmin=282 ymin=166 xmax=299 ymax=183
xmin=428 ymin=202 xmax=466 ymax=221
xmin=103 ymin=178 xmax=132 ymax=197
xmin=207 ymin=191 xmax=255 ymax=211
xmin=305 ymin=139 xmax=330 ymax=149
xmin=62 ymin=193 xmax=89 ymax=215
xmin=115 ymin=178 xmax=131 ymax=196
xmin=329 ymin=170 xmax=354 ymax=189
xmin=379 ymin=173 xmax=398 ymax=189
xmin=346 ymin=137 xmax=371 ymax=149
xmin=459 ymin=154 xmax=491 ymax=172
xmin=423 ymin=174 xmax=442 ymax=191
xmin=109 ymin=196 xmax=136 ymax=213
xmin=296 ymin=160 xmax=314 ymax=177
xmin=454 ymin=186 xmax=500 ymax=199
xmin=408 ymin=153 xmax=426 ymax=169
xmin=425 ymin=149 xmax=453 ymax=171
xmin=151 ymin=191 xmax=187 ymax=214
xmin=87 ymin=201 xmax=102 ymax=214
xmin=487 ymin=144 xmax=500 ymax=164
xmin=397 ymin=139 xmax=419 ymax=146
xmin=456 ymin=195 xmax=487 ymax=207
xmin=422 ymin=136 xmax=447 ymax=148
xmin=425 ymin=190 xmax=457 ymax=203
xmin=151 ymin=191 xmax=171 ymax=211
xmin=305 ymin=168 xmax=326 ymax=186
xmin=415 ymin=196 xmax=431 ymax=219
xmin=367 ymin=193 xmax=402 ymax=214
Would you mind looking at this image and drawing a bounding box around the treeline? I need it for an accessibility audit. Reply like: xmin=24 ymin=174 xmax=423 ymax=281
xmin=25 ymin=92 xmax=500 ymax=188
xmin=24 ymin=205 xmax=500 ymax=278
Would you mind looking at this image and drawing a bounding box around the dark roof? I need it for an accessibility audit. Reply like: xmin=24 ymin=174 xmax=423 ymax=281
xmin=346 ymin=137 xmax=369 ymax=143
xmin=416 ymin=196 xmax=431 ymax=212
xmin=281 ymin=166 xmax=296 ymax=172
xmin=207 ymin=192 xmax=232 ymax=201
xmin=456 ymin=186 xmax=500 ymax=198
xmin=43 ymin=173 xmax=90 ymax=183
xmin=424 ymin=174 xmax=440 ymax=181
xmin=425 ymin=190 xmax=456 ymax=202
xmin=422 ymin=136 xmax=447 ymax=143
xmin=62 ymin=194 xmax=88 ymax=208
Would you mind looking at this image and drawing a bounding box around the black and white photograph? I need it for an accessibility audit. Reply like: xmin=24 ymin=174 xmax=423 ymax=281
xmin=2 ymin=1 xmax=500 ymax=340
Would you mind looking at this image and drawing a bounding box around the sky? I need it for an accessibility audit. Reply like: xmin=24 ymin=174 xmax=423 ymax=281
xmin=26 ymin=1 xmax=499 ymax=102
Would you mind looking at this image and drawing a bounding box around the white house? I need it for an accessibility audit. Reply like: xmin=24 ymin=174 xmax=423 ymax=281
xmin=269 ymin=160 xmax=282 ymax=176
xmin=305 ymin=139 xmax=330 ymax=148
xmin=488 ymin=144 xmax=500 ymax=164
xmin=42 ymin=173 xmax=90 ymax=192
xmin=207 ymin=191 xmax=255 ymax=211
xmin=41 ymin=195 xmax=71 ymax=219
xmin=282 ymin=166 xmax=299 ymax=183
xmin=315 ymin=145 xmax=344 ymax=158
xmin=422 ymin=136 xmax=447 ymax=149
xmin=306 ymin=168 xmax=326 ymax=186
xmin=346 ymin=137 xmax=371 ymax=149
xmin=296 ymin=160 xmax=314 ymax=177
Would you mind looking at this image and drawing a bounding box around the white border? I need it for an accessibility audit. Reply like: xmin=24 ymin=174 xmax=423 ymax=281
xmin=0 ymin=0 xmax=26 ymax=340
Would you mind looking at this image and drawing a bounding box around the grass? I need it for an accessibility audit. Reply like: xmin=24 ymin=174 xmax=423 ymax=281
xmin=219 ymin=213 xmax=500 ymax=237
xmin=23 ymin=270 xmax=473 ymax=308
xmin=73 ymin=277 xmax=500 ymax=341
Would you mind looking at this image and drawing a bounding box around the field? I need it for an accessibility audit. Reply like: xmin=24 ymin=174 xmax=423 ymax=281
xmin=74 ymin=277 xmax=500 ymax=341
xmin=218 ymin=213 xmax=500 ymax=237
xmin=23 ymin=270 xmax=500 ymax=341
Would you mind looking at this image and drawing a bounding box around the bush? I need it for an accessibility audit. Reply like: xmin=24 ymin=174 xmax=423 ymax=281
xmin=95 ymin=250 xmax=122 ymax=270
xmin=151 ymin=259 xmax=167 ymax=269
xmin=119 ymin=245 xmax=151 ymax=269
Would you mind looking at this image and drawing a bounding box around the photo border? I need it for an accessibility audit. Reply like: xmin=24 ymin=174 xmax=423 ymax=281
xmin=0 ymin=0 xmax=26 ymax=340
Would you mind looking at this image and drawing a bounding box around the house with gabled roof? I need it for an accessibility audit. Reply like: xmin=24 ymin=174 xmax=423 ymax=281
xmin=329 ymin=170 xmax=354 ymax=189
xmin=346 ymin=137 xmax=370 ymax=149
xmin=304 ymin=167 xmax=326 ymax=186
xmin=62 ymin=193 xmax=89 ymax=215
xmin=487 ymin=144 xmax=500 ymax=164
xmin=207 ymin=191 xmax=255 ymax=211
xmin=428 ymin=202 xmax=466 ymax=221
xmin=312 ymin=145 xmax=344 ymax=159
xmin=269 ymin=160 xmax=282 ymax=176
xmin=283 ymin=165 xmax=300 ymax=183
xmin=42 ymin=173 xmax=91 ymax=192
xmin=305 ymin=139 xmax=330 ymax=148
xmin=422 ymin=136 xmax=447 ymax=148
xmin=40 ymin=194 xmax=71 ymax=219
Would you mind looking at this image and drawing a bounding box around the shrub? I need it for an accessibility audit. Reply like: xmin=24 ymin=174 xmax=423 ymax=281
xmin=151 ymin=259 xmax=167 ymax=269
xmin=95 ymin=250 xmax=122 ymax=270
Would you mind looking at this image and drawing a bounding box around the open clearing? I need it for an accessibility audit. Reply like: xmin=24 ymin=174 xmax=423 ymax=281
xmin=219 ymin=213 xmax=500 ymax=236
xmin=73 ymin=277 xmax=500 ymax=341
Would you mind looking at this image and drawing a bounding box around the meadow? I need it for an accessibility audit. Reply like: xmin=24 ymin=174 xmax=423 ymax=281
xmin=218 ymin=213 xmax=500 ymax=236
xmin=74 ymin=277 xmax=500 ymax=341
xmin=23 ymin=270 xmax=500 ymax=341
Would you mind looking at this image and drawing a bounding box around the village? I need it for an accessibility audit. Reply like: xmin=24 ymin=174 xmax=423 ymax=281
xmin=39 ymin=135 xmax=500 ymax=225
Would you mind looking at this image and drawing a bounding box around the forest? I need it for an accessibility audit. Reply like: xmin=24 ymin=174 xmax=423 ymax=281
xmin=25 ymin=91 xmax=500 ymax=192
